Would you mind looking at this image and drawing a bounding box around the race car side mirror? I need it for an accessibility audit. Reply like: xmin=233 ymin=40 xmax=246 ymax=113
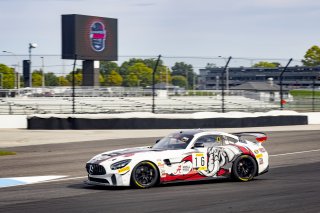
xmin=155 ymin=139 xmax=160 ymax=144
xmin=193 ymin=142 xmax=204 ymax=148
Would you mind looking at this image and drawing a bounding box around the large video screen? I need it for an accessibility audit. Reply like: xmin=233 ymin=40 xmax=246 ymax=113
xmin=62 ymin=14 xmax=118 ymax=61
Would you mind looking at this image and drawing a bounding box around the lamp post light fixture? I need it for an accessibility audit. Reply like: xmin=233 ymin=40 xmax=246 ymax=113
xmin=28 ymin=43 xmax=38 ymax=87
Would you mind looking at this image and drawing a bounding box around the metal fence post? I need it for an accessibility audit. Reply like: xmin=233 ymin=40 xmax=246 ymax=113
xmin=72 ymin=54 xmax=77 ymax=114
xmin=152 ymin=55 xmax=161 ymax=113
xmin=279 ymin=58 xmax=292 ymax=110
xmin=221 ymin=56 xmax=232 ymax=113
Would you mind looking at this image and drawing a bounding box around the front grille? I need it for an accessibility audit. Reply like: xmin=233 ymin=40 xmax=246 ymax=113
xmin=89 ymin=176 xmax=109 ymax=184
xmin=86 ymin=163 xmax=106 ymax=175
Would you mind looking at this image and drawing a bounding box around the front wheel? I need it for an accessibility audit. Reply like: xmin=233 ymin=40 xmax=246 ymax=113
xmin=131 ymin=161 xmax=159 ymax=188
xmin=232 ymin=155 xmax=257 ymax=181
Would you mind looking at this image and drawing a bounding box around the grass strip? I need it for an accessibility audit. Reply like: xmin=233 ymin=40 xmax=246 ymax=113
xmin=0 ymin=150 xmax=16 ymax=156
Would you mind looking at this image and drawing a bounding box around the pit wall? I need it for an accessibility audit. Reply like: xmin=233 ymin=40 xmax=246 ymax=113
xmin=0 ymin=111 xmax=319 ymax=129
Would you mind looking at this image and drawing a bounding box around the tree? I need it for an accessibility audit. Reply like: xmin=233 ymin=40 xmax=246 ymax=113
xmin=32 ymin=71 xmax=43 ymax=87
xmin=105 ymin=70 xmax=123 ymax=86
xmin=100 ymin=61 xmax=119 ymax=75
xmin=171 ymin=62 xmax=195 ymax=89
xmin=253 ymin=61 xmax=281 ymax=68
xmin=66 ymin=69 xmax=82 ymax=86
xmin=172 ymin=75 xmax=187 ymax=88
xmin=58 ymin=76 xmax=69 ymax=86
xmin=302 ymin=45 xmax=320 ymax=66
xmin=45 ymin=72 xmax=59 ymax=86
xmin=99 ymin=74 xmax=105 ymax=85
xmin=143 ymin=58 xmax=164 ymax=69
xmin=125 ymin=62 xmax=153 ymax=87
xmin=119 ymin=58 xmax=144 ymax=76
xmin=119 ymin=58 xmax=164 ymax=77
xmin=123 ymin=72 xmax=139 ymax=87
xmin=0 ymin=64 xmax=15 ymax=89
xmin=205 ymin=63 xmax=217 ymax=69
xmin=155 ymin=66 xmax=172 ymax=84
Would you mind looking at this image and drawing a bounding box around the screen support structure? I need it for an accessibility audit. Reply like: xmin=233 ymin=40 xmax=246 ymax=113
xmin=82 ymin=60 xmax=100 ymax=87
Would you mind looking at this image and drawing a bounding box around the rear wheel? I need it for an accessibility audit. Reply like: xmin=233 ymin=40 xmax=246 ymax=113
xmin=232 ymin=155 xmax=257 ymax=181
xmin=131 ymin=161 xmax=159 ymax=188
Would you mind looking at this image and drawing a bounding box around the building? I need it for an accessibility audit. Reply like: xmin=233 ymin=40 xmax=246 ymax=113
xmin=198 ymin=66 xmax=320 ymax=90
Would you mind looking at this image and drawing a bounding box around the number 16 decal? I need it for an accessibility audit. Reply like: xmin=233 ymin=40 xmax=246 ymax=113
xmin=192 ymin=153 xmax=207 ymax=171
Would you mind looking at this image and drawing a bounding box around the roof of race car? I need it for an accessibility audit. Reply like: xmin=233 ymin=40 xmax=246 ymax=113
xmin=175 ymin=129 xmax=227 ymax=136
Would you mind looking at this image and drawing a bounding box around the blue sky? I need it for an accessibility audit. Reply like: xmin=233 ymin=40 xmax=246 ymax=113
xmin=0 ymin=0 xmax=319 ymax=72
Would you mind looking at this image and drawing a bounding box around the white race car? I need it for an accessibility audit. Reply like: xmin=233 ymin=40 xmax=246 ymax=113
xmin=85 ymin=130 xmax=269 ymax=188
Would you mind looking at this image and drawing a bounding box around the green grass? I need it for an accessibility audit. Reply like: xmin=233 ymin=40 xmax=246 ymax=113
xmin=290 ymin=90 xmax=320 ymax=97
xmin=0 ymin=150 xmax=16 ymax=156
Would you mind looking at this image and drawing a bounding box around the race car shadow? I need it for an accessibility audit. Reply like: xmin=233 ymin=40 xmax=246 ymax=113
xmin=68 ymin=178 xmax=265 ymax=191
xmin=159 ymin=177 xmax=232 ymax=188
xmin=67 ymin=182 xmax=131 ymax=191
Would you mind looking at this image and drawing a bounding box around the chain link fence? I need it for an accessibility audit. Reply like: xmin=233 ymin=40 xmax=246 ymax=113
xmin=0 ymin=54 xmax=319 ymax=114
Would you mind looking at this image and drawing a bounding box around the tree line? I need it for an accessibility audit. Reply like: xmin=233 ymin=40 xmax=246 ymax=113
xmin=0 ymin=45 xmax=319 ymax=89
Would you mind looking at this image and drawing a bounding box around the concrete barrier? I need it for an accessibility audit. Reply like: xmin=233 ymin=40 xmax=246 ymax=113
xmin=0 ymin=115 xmax=27 ymax=129
xmin=1 ymin=111 xmax=318 ymax=129
xmin=27 ymin=114 xmax=308 ymax=129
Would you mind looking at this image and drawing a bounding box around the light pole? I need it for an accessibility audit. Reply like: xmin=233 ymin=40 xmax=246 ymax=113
xmin=28 ymin=43 xmax=38 ymax=87
xmin=2 ymin=50 xmax=20 ymax=89
xmin=41 ymin=56 xmax=45 ymax=88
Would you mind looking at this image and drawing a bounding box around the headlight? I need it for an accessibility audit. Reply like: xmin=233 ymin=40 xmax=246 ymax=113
xmin=110 ymin=159 xmax=131 ymax=170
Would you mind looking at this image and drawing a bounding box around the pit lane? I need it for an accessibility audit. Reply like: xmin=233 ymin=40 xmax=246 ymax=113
xmin=0 ymin=130 xmax=319 ymax=212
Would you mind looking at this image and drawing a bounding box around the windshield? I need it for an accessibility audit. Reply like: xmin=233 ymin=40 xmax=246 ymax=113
xmin=152 ymin=133 xmax=194 ymax=150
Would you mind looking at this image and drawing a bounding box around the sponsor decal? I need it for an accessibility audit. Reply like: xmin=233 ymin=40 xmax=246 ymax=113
xmin=259 ymin=158 xmax=264 ymax=165
xmin=254 ymin=150 xmax=259 ymax=154
xmin=89 ymin=21 xmax=106 ymax=52
xmin=198 ymin=146 xmax=239 ymax=177
xmin=259 ymin=148 xmax=266 ymax=153
xmin=193 ymin=153 xmax=207 ymax=170
xmin=197 ymin=166 xmax=207 ymax=171
xmin=173 ymin=161 xmax=193 ymax=175
xmin=118 ymin=166 xmax=130 ymax=174
xmin=158 ymin=162 xmax=164 ymax=167
xmin=255 ymin=153 xmax=263 ymax=159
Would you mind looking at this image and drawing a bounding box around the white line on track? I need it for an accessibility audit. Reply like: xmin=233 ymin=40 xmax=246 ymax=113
xmin=269 ymin=149 xmax=320 ymax=157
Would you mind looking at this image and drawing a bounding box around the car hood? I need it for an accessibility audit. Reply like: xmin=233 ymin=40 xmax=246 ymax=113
xmin=88 ymin=146 xmax=188 ymax=164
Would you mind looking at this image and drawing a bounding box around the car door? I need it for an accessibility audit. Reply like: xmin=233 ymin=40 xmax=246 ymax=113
xmin=192 ymin=135 xmax=226 ymax=177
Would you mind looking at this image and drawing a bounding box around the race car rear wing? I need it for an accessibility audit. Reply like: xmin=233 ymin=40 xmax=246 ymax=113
xmin=233 ymin=132 xmax=267 ymax=143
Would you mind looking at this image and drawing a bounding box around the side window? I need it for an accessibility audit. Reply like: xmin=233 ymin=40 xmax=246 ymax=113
xmin=196 ymin=135 xmax=223 ymax=147
xmin=224 ymin=136 xmax=238 ymax=144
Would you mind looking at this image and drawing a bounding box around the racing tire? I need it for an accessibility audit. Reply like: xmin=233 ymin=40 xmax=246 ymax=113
xmin=131 ymin=161 xmax=159 ymax=189
xmin=232 ymin=155 xmax=257 ymax=182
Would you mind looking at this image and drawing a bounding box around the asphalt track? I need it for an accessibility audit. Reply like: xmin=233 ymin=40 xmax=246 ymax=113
xmin=0 ymin=130 xmax=320 ymax=213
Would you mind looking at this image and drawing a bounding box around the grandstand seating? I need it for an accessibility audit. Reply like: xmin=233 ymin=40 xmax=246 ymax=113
xmin=0 ymin=95 xmax=278 ymax=114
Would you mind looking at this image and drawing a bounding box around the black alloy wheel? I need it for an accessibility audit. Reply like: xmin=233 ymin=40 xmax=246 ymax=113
xmin=232 ymin=155 xmax=257 ymax=181
xmin=131 ymin=161 xmax=159 ymax=188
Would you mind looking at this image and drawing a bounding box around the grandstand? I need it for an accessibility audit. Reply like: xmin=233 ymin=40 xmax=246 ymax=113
xmin=0 ymin=94 xmax=278 ymax=115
